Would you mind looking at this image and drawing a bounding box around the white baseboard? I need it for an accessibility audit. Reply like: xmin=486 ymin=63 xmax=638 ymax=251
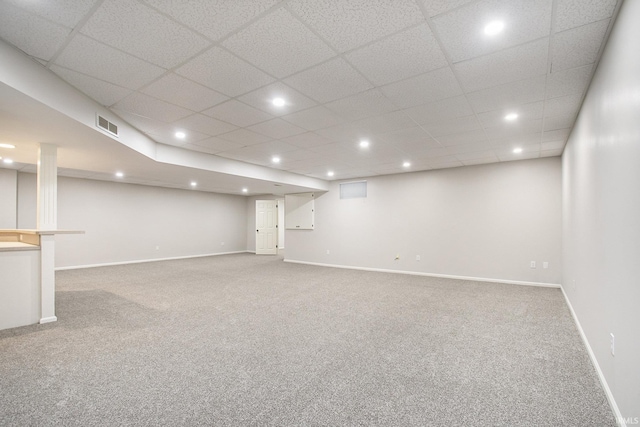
xmin=55 ymin=251 xmax=251 ymax=271
xmin=39 ymin=316 xmax=57 ymax=324
xmin=283 ymin=259 xmax=561 ymax=288
xmin=560 ymin=287 xmax=625 ymax=427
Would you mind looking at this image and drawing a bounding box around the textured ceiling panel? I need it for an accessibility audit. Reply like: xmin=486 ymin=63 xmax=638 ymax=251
xmin=284 ymin=58 xmax=373 ymax=103
xmin=3 ymin=0 xmax=100 ymax=28
xmin=113 ymin=92 xmax=193 ymax=123
xmin=545 ymin=64 xmax=594 ymax=99
xmin=50 ymin=65 xmax=132 ymax=107
xmin=248 ymin=118 xmax=307 ymax=140
xmin=466 ymin=74 xmax=547 ymax=114
xmin=203 ymin=100 xmax=273 ymax=128
xmin=345 ymin=24 xmax=448 ymax=86
xmin=423 ymin=0 xmax=476 ymax=17
xmin=550 ymin=20 xmax=610 ymax=72
xmin=171 ymin=114 xmax=237 ymax=137
xmin=223 ymin=7 xmax=335 ymax=78
xmin=282 ymin=106 xmax=345 ymax=131
xmin=238 ymin=82 xmax=317 ymax=116
xmin=288 ymin=0 xmax=423 ymax=52
xmin=81 ymin=0 xmax=210 ymax=69
xmin=324 ymin=89 xmax=398 ymax=122
xmin=176 ymin=47 xmax=275 ymax=97
xmin=554 ymin=0 xmax=617 ymax=32
xmin=217 ymin=128 xmax=272 ymax=146
xmin=54 ymin=34 xmax=166 ymax=89
xmin=403 ymin=95 xmax=474 ymax=125
xmin=432 ymin=0 xmax=553 ymax=63
xmin=142 ymin=73 xmax=228 ymax=112
xmin=380 ymin=67 xmax=463 ymax=109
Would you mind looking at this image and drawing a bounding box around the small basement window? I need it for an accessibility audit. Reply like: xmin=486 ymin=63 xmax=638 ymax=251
xmin=340 ymin=181 xmax=367 ymax=199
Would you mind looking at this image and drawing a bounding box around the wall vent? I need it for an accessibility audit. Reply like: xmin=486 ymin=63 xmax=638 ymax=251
xmin=96 ymin=114 xmax=119 ymax=137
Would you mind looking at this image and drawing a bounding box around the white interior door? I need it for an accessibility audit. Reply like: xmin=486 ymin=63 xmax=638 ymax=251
xmin=256 ymin=200 xmax=278 ymax=255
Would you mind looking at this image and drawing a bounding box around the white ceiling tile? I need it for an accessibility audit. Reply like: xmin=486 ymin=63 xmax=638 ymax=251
xmin=176 ymin=46 xmax=275 ymax=97
xmin=543 ymin=115 xmax=575 ymax=131
xmin=455 ymin=38 xmax=549 ymax=92
xmin=284 ymin=58 xmax=373 ymax=103
xmin=246 ymin=140 xmax=301 ymax=154
xmin=381 ymin=67 xmax=463 ymax=109
xmin=455 ymin=149 xmax=499 ymax=162
xmin=540 ymin=148 xmax=564 ymax=157
xmin=222 ymin=8 xmax=335 ymax=78
xmin=378 ymin=127 xmax=440 ymax=148
xmin=546 ymin=64 xmax=594 ymax=99
xmin=81 ymin=0 xmax=210 ymax=69
xmin=436 ymin=129 xmax=488 ymax=146
xmin=238 ymin=82 xmax=317 ymax=116
xmin=287 ymin=0 xmax=423 ymax=52
xmin=551 ymin=20 xmax=609 ymax=72
xmin=554 ymin=0 xmax=618 ymax=32
xmin=0 ymin=2 xmax=71 ymax=61
xmin=4 ymin=0 xmax=100 ymax=28
xmin=542 ymin=140 xmax=566 ymax=151
xmin=216 ymin=147 xmax=270 ymax=164
xmin=403 ymin=95 xmax=474 ymax=124
xmin=484 ymin=118 xmax=543 ymax=140
xmin=543 ymin=128 xmax=571 ymax=142
xmin=423 ymin=0 xmax=476 ymax=17
xmin=496 ymin=149 xmax=540 ymax=161
xmin=217 ymin=129 xmax=272 ymax=146
xmin=113 ymin=92 xmax=193 ymax=123
xmin=281 ymin=106 xmax=345 ymax=131
xmin=345 ymin=24 xmax=448 ymax=86
xmin=142 ymin=73 xmax=228 ymax=112
xmin=202 ymin=100 xmax=273 ymax=128
xmin=50 ymin=65 xmax=132 ymax=107
xmin=490 ymin=131 xmax=542 ymax=147
xmin=543 ymin=93 xmax=583 ymax=117
xmin=315 ymin=124 xmax=362 ymax=143
xmin=147 ymin=128 xmax=209 ymax=146
xmin=187 ymin=137 xmax=245 ymax=154
xmin=467 ymin=74 xmax=547 ymax=113
xmin=461 ymin=157 xmax=501 ymax=166
xmin=476 ymin=101 xmax=544 ymax=128
xmin=54 ymin=34 xmax=166 ymax=89
xmin=309 ymin=142 xmax=358 ymax=157
xmin=279 ymin=132 xmax=334 ymax=149
xmin=248 ymin=118 xmax=307 ymax=139
xmin=145 ymin=0 xmax=280 ymax=42
xmin=351 ymin=111 xmax=417 ymax=136
xmin=423 ymin=115 xmax=483 ymax=137
xmin=171 ymin=114 xmax=237 ymax=137
xmin=432 ymin=0 xmax=552 ymax=62
xmin=324 ymin=89 xmax=398 ymax=121
xmin=282 ymin=149 xmax=325 ymax=162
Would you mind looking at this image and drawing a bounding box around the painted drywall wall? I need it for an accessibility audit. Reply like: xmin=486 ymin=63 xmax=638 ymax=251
xmin=562 ymin=0 xmax=640 ymax=421
xmin=17 ymin=173 xmax=248 ymax=268
xmin=0 ymin=168 xmax=17 ymax=228
xmin=285 ymin=157 xmax=562 ymax=285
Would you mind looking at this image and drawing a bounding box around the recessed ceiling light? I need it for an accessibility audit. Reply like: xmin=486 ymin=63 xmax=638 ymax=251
xmin=190 ymin=181 xmax=197 ymax=187
xmin=272 ymin=97 xmax=286 ymax=107
xmin=3 ymin=158 xmax=14 ymax=164
xmin=513 ymin=147 xmax=523 ymax=154
xmin=242 ymin=188 xmax=248 ymax=193
xmin=272 ymin=156 xmax=281 ymax=163
xmin=504 ymin=113 xmax=518 ymax=121
xmin=327 ymin=171 xmax=334 ymax=177
xmin=484 ymin=20 xmax=505 ymax=36
xmin=359 ymin=140 xmax=370 ymax=148
xmin=0 ymin=143 xmax=16 ymax=149
xmin=175 ymin=131 xmax=186 ymax=139
xmin=115 ymin=172 xmax=124 ymax=178
xmin=403 ymin=161 xmax=411 ymax=168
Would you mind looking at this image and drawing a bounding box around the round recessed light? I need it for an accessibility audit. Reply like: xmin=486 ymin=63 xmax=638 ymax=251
xmin=403 ymin=161 xmax=411 ymax=168
xmin=327 ymin=171 xmax=334 ymax=177
xmin=242 ymin=188 xmax=248 ymax=193
xmin=115 ymin=172 xmax=124 ymax=178
xmin=272 ymin=97 xmax=286 ymax=107
xmin=359 ymin=140 xmax=370 ymax=148
xmin=484 ymin=20 xmax=505 ymax=36
xmin=190 ymin=181 xmax=197 ymax=187
xmin=175 ymin=131 xmax=186 ymax=139
xmin=272 ymin=156 xmax=281 ymax=163
xmin=0 ymin=143 xmax=16 ymax=149
xmin=513 ymin=147 xmax=523 ymax=154
xmin=505 ymin=113 xmax=518 ymax=121
xmin=3 ymin=158 xmax=14 ymax=164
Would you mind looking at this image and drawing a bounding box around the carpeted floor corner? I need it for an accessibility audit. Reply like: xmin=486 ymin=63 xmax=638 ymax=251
xmin=0 ymin=253 xmax=616 ymax=426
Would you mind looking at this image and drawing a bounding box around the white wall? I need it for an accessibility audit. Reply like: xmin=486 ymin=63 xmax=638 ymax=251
xmin=0 ymin=168 xmax=17 ymax=228
xmin=285 ymin=157 xmax=561 ymax=285
xmin=562 ymin=0 xmax=640 ymax=421
xmin=17 ymin=173 xmax=248 ymax=268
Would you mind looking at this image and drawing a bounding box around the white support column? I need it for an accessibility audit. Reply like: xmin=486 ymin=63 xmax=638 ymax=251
xmin=37 ymin=143 xmax=58 ymax=324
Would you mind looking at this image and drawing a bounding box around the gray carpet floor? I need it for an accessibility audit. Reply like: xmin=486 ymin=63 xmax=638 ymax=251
xmin=1 ymin=253 xmax=615 ymax=426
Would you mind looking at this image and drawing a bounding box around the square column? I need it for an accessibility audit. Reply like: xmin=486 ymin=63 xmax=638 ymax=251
xmin=37 ymin=143 xmax=57 ymax=324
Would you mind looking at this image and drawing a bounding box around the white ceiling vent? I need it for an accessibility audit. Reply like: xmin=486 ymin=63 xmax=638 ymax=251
xmin=96 ymin=114 xmax=118 ymax=137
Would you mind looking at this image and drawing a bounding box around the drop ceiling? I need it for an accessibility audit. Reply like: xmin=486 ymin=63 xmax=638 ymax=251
xmin=0 ymin=0 xmax=620 ymax=194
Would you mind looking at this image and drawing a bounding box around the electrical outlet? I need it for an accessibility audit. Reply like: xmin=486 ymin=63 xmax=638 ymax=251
xmin=416 ymin=255 xmax=421 ymax=261
xmin=543 ymin=261 xmax=549 ymax=269
xmin=610 ymin=333 xmax=615 ymax=356
xmin=395 ymin=254 xmax=400 ymax=260
xmin=530 ymin=261 xmax=536 ymax=269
